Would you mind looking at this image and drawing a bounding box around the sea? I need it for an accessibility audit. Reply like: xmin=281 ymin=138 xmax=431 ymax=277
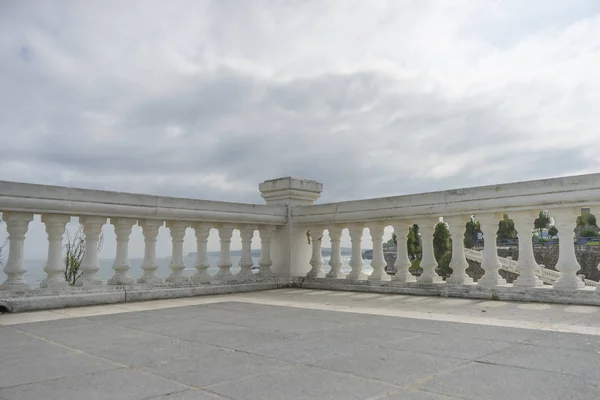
xmin=1 ymin=254 xmax=374 ymax=288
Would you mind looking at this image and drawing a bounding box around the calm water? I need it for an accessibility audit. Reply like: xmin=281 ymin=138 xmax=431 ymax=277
xmin=2 ymin=255 xmax=374 ymax=288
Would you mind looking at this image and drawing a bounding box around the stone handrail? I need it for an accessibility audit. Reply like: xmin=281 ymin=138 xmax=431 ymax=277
xmin=293 ymin=173 xmax=600 ymax=225
xmin=0 ymin=181 xmax=286 ymax=225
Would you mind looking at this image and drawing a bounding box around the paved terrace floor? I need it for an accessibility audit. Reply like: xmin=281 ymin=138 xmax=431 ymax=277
xmin=1 ymin=290 xmax=600 ymax=400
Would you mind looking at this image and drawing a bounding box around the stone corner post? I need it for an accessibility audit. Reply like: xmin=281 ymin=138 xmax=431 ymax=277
xmin=259 ymin=177 xmax=323 ymax=278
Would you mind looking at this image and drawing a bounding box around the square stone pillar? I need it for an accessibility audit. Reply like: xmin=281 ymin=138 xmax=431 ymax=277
xmin=259 ymin=177 xmax=322 ymax=278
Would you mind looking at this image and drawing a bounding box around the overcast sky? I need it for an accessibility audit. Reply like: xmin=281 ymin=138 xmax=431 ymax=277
xmin=1 ymin=1 xmax=600 ymax=261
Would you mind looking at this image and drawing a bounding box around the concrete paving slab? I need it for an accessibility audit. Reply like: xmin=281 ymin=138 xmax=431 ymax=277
xmin=478 ymin=343 xmax=600 ymax=378
xmin=378 ymin=389 xmax=461 ymax=399
xmin=0 ymin=368 xmax=188 ymax=400
xmin=146 ymin=389 xmax=231 ymax=399
xmin=306 ymin=324 xmax=422 ymax=348
xmin=0 ymin=327 xmax=78 ymax=362
xmin=180 ymin=325 xmax=299 ymax=353
xmin=380 ymin=332 xmax=517 ymax=360
xmin=312 ymin=346 xmax=467 ymax=386
xmin=0 ymin=353 xmax=121 ymax=388
xmin=206 ymin=365 xmax=398 ymax=400
xmin=141 ymin=347 xmax=293 ymax=387
xmin=422 ymin=362 xmax=600 ymax=400
xmin=526 ymin=330 xmax=600 ymax=352
xmin=2 ymin=290 xmax=600 ymax=400
xmin=84 ymin=338 xmax=217 ymax=367
xmin=243 ymin=332 xmax=378 ymax=363
xmin=11 ymin=322 xmax=165 ymax=351
xmin=224 ymin=315 xmax=357 ymax=334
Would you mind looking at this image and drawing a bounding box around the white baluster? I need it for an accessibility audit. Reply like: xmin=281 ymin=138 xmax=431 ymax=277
xmin=392 ymin=221 xmax=416 ymax=283
xmin=415 ymin=218 xmax=443 ymax=283
xmin=76 ymin=216 xmax=106 ymax=287
xmin=511 ymin=211 xmax=543 ymax=288
xmin=581 ymin=208 xmax=600 ymax=291
xmin=238 ymin=225 xmax=255 ymax=280
xmin=258 ymin=226 xmax=275 ymax=277
xmin=166 ymin=221 xmax=189 ymax=284
xmin=445 ymin=215 xmax=473 ymax=285
xmin=40 ymin=214 xmax=70 ymax=289
xmin=138 ymin=219 xmax=163 ymax=285
xmin=306 ymin=227 xmax=325 ymax=279
xmin=191 ymin=223 xmax=212 ymax=284
xmin=347 ymin=225 xmax=366 ymax=280
xmin=0 ymin=212 xmax=34 ymax=290
xmin=368 ymin=223 xmax=391 ymax=281
xmin=552 ymin=208 xmax=584 ymax=290
xmin=477 ymin=213 xmax=507 ymax=287
xmin=108 ymin=218 xmax=136 ymax=285
xmin=325 ymin=226 xmax=345 ymax=279
xmin=216 ymin=225 xmax=234 ymax=280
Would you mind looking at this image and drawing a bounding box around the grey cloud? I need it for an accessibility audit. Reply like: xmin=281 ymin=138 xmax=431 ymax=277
xmin=0 ymin=65 xmax=593 ymax=203
xmin=0 ymin=1 xmax=599 ymax=208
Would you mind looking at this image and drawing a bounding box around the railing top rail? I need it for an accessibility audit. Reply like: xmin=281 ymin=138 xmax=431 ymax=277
xmin=293 ymin=172 xmax=600 ymax=225
xmin=0 ymin=180 xmax=286 ymax=225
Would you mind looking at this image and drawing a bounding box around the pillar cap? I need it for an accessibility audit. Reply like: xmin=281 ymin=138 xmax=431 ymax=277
xmin=259 ymin=177 xmax=322 ymax=205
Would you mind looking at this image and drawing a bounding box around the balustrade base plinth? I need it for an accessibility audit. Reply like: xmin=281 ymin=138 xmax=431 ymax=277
xmin=137 ymin=276 xmax=164 ymax=285
xmin=165 ymin=276 xmax=190 ymax=284
xmin=39 ymin=280 xmax=68 ymax=289
xmin=392 ymin=273 xmax=417 ymax=283
xmin=446 ymin=280 xmax=477 ymax=287
xmin=296 ymin=278 xmax=600 ymax=307
xmin=190 ymin=274 xmax=213 ymax=284
xmin=368 ymin=273 xmax=391 ymax=282
xmin=0 ymin=283 xmax=30 ymax=292
xmin=417 ymin=275 xmax=443 ymax=284
xmin=325 ymin=272 xmax=347 ymax=279
xmin=0 ymin=280 xmax=287 ymax=313
xmin=108 ymin=276 xmax=136 ymax=286
xmin=215 ymin=274 xmax=234 ymax=282
xmin=477 ymin=275 xmax=507 ymax=288
xmin=346 ymin=272 xmax=367 ymax=281
xmin=75 ymin=278 xmax=103 ymax=288
xmin=257 ymin=268 xmax=273 ymax=278
xmin=446 ymin=273 xmax=474 ymax=285
xmin=513 ymin=276 xmax=544 ymax=288
xmin=553 ymin=278 xmax=585 ymax=290
xmin=236 ymin=270 xmax=255 ymax=281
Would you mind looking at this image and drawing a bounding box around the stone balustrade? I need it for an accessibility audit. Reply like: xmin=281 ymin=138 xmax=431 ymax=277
xmin=0 ymin=180 xmax=289 ymax=296
xmin=2 ymin=174 xmax=600 ymax=312
xmin=294 ymin=174 xmax=600 ymax=304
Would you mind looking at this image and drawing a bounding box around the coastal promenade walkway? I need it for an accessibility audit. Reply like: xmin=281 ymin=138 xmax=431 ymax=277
xmin=1 ymin=289 xmax=600 ymax=399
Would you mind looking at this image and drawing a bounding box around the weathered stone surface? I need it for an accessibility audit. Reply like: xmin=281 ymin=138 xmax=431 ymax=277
xmin=0 ymin=368 xmax=188 ymax=400
xmin=1 ymin=281 xmax=285 ymax=313
xmin=2 ymin=299 xmax=600 ymax=400
xmin=206 ymin=365 xmax=396 ymax=400
xmin=298 ymin=278 xmax=600 ymax=306
xmin=422 ymin=362 xmax=600 ymax=400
